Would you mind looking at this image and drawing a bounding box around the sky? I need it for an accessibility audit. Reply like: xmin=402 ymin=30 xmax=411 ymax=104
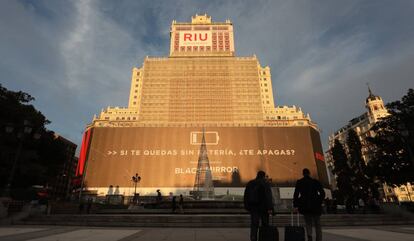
xmin=1 ymin=0 xmax=413 ymax=153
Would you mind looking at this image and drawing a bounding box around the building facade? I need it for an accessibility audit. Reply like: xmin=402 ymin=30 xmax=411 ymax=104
xmin=50 ymin=134 xmax=78 ymax=200
xmin=325 ymin=88 xmax=413 ymax=202
xmin=78 ymin=14 xmax=328 ymax=197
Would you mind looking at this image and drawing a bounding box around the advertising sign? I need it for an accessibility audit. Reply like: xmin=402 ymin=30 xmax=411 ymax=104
xmin=179 ymin=31 xmax=212 ymax=47
xmin=84 ymin=126 xmax=328 ymax=188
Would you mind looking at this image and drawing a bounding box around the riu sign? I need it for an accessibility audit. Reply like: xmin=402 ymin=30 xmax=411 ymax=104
xmin=179 ymin=31 xmax=212 ymax=47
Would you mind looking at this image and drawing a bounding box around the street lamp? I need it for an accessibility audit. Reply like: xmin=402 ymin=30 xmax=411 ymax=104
xmin=2 ymin=120 xmax=41 ymax=197
xmin=131 ymin=173 xmax=141 ymax=203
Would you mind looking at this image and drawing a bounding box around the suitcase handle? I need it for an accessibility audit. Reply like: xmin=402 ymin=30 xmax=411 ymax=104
xmin=290 ymin=210 xmax=300 ymax=226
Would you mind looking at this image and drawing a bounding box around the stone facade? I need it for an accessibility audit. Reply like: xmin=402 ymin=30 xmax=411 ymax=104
xmin=325 ymin=88 xmax=413 ymax=202
xmin=91 ymin=14 xmax=315 ymax=130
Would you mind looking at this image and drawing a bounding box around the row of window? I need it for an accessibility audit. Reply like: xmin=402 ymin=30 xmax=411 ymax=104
xmin=104 ymin=111 xmax=137 ymax=114
xmin=104 ymin=116 xmax=138 ymax=121
xmin=174 ymin=26 xmax=229 ymax=31
xmin=174 ymin=46 xmax=230 ymax=51
xmin=144 ymin=64 xmax=257 ymax=69
xmin=142 ymin=72 xmax=258 ymax=77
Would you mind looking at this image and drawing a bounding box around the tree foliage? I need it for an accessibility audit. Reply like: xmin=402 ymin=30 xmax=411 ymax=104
xmin=367 ymin=89 xmax=414 ymax=186
xmin=0 ymin=84 xmax=66 ymax=196
xmin=331 ymin=139 xmax=354 ymax=202
xmin=347 ymin=129 xmax=374 ymax=199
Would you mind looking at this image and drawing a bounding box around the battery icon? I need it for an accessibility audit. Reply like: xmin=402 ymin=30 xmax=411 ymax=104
xmin=190 ymin=131 xmax=220 ymax=145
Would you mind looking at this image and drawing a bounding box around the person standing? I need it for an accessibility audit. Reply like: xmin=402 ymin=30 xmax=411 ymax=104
xmin=171 ymin=196 xmax=177 ymax=213
xmin=178 ymin=194 xmax=184 ymax=213
xmin=293 ymin=168 xmax=325 ymax=241
xmin=156 ymin=189 xmax=162 ymax=205
xmin=358 ymin=198 xmax=365 ymax=214
xmin=86 ymin=198 xmax=93 ymax=214
xmin=244 ymin=171 xmax=274 ymax=241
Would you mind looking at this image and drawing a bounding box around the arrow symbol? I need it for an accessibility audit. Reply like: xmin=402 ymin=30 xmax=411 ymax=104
xmin=107 ymin=151 xmax=117 ymax=156
xmin=107 ymin=151 xmax=112 ymax=155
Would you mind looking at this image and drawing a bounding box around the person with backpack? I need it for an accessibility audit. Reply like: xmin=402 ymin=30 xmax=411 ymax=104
xmin=244 ymin=170 xmax=274 ymax=241
xmin=293 ymin=168 xmax=325 ymax=241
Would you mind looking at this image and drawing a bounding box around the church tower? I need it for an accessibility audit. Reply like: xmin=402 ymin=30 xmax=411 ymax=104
xmin=365 ymin=85 xmax=389 ymax=123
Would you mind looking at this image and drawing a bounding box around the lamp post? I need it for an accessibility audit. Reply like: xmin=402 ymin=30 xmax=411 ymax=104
xmin=2 ymin=120 xmax=40 ymax=197
xmin=131 ymin=173 xmax=141 ymax=203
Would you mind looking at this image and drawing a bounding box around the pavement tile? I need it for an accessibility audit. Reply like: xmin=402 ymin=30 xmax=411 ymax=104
xmin=1 ymin=226 xmax=413 ymax=241
xmin=0 ymin=228 xmax=45 ymax=237
xmin=26 ymin=229 xmax=139 ymax=241
xmin=324 ymin=228 xmax=414 ymax=241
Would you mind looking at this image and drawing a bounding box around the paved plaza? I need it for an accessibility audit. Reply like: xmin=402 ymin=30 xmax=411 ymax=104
xmin=0 ymin=225 xmax=413 ymax=241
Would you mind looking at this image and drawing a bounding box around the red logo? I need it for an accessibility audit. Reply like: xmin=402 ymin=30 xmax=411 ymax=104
xmin=315 ymin=152 xmax=325 ymax=161
xmin=183 ymin=33 xmax=208 ymax=41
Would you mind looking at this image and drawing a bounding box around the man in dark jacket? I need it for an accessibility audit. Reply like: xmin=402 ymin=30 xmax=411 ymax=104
xmin=293 ymin=168 xmax=325 ymax=241
xmin=244 ymin=171 xmax=274 ymax=241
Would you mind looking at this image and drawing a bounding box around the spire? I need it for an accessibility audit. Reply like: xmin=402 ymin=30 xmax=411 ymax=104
xmin=193 ymin=128 xmax=214 ymax=200
xmin=366 ymin=83 xmax=379 ymax=103
xmin=367 ymin=83 xmax=374 ymax=98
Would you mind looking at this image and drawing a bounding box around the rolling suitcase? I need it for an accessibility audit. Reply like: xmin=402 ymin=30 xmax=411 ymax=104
xmin=259 ymin=215 xmax=279 ymax=241
xmin=284 ymin=211 xmax=305 ymax=241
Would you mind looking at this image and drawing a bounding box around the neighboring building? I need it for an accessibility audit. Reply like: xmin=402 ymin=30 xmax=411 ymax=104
xmin=77 ymin=14 xmax=329 ymax=197
xmin=383 ymin=183 xmax=414 ymax=202
xmin=325 ymin=88 xmax=413 ymax=202
xmin=50 ymin=134 xmax=77 ymax=200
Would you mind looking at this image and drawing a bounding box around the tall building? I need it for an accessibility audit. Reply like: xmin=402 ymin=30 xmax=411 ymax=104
xmin=325 ymin=87 xmax=413 ymax=202
xmin=50 ymin=134 xmax=77 ymax=200
xmin=78 ymin=14 xmax=328 ymax=197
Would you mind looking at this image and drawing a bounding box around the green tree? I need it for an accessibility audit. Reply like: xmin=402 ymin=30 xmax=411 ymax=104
xmin=331 ymin=139 xmax=354 ymax=203
xmin=368 ymin=89 xmax=414 ymax=186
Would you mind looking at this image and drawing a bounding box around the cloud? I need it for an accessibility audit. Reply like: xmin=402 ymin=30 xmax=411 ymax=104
xmin=1 ymin=0 xmax=413 ymax=152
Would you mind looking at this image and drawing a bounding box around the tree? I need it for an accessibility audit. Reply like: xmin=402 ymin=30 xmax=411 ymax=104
xmin=0 ymin=84 xmax=67 ymax=198
xmin=347 ymin=129 xmax=373 ymax=200
xmin=331 ymin=139 xmax=354 ymax=203
xmin=368 ymin=89 xmax=414 ymax=186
